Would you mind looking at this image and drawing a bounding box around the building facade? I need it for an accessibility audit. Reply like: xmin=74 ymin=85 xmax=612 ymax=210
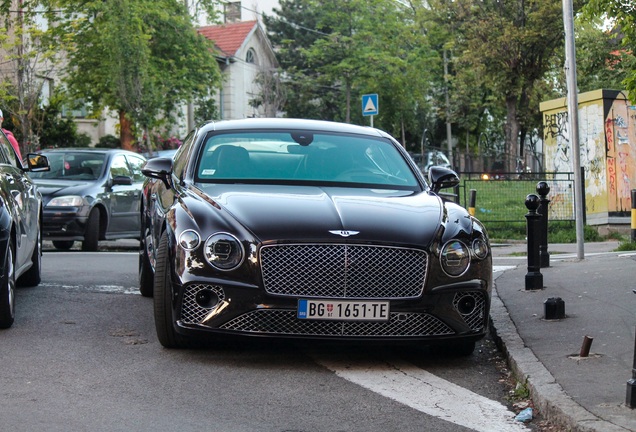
xmin=199 ymin=20 xmax=279 ymax=121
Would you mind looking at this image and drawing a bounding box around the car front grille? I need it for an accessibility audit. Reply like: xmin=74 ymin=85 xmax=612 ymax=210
xmin=218 ymin=310 xmax=454 ymax=337
xmin=260 ymin=244 xmax=427 ymax=299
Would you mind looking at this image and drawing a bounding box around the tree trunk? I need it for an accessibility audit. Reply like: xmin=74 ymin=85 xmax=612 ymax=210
xmin=119 ymin=110 xmax=135 ymax=151
xmin=505 ymin=95 xmax=520 ymax=172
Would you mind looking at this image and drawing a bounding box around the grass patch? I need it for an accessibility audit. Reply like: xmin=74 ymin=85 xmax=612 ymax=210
xmin=484 ymin=221 xmax=613 ymax=243
xmin=464 ymin=180 xmax=541 ymax=223
xmin=616 ymin=240 xmax=636 ymax=251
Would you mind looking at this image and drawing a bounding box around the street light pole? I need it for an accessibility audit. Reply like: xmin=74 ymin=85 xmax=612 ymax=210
xmin=562 ymin=0 xmax=585 ymax=260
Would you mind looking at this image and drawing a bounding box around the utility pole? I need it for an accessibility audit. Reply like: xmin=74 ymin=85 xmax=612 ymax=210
xmin=562 ymin=0 xmax=585 ymax=260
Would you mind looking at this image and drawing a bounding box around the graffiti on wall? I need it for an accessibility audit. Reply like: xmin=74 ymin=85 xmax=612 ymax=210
xmin=608 ymin=106 xmax=635 ymax=213
xmin=543 ymin=91 xmax=636 ymax=221
xmin=543 ymin=111 xmax=575 ymax=219
xmin=580 ymin=103 xmax=607 ymax=214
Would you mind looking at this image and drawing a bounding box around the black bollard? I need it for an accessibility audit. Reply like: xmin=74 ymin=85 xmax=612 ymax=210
xmin=537 ymin=182 xmax=551 ymax=268
xmin=544 ymin=297 xmax=565 ymax=320
xmin=525 ymin=194 xmax=543 ymax=290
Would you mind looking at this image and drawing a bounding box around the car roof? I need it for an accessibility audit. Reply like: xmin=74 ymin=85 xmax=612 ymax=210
xmin=198 ymin=118 xmax=390 ymax=138
xmin=40 ymin=148 xmax=145 ymax=157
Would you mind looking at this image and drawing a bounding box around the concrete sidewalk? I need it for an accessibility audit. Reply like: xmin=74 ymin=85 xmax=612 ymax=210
xmin=491 ymin=241 xmax=636 ymax=431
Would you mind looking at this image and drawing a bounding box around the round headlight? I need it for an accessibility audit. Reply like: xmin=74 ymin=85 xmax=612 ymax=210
xmin=440 ymin=240 xmax=470 ymax=277
xmin=204 ymin=233 xmax=244 ymax=271
xmin=472 ymin=238 xmax=489 ymax=260
xmin=179 ymin=230 xmax=201 ymax=250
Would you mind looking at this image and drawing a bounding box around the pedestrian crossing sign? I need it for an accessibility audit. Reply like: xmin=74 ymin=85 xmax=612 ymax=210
xmin=362 ymin=94 xmax=379 ymax=116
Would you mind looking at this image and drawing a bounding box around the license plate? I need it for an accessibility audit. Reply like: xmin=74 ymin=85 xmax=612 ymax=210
xmin=297 ymin=299 xmax=390 ymax=321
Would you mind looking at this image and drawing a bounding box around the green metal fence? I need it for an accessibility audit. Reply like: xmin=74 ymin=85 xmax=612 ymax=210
xmin=456 ymin=172 xmax=576 ymax=223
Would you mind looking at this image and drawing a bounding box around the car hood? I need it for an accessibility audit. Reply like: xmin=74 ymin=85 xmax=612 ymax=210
xmin=33 ymin=179 xmax=96 ymax=198
xmin=193 ymin=184 xmax=444 ymax=246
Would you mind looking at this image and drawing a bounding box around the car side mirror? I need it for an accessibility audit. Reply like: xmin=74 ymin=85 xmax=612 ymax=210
xmin=26 ymin=153 xmax=50 ymax=172
xmin=142 ymin=157 xmax=174 ymax=189
xmin=112 ymin=175 xmax=133 ymax=186
xmin=428 ymin=166 xmax=460 ymax=193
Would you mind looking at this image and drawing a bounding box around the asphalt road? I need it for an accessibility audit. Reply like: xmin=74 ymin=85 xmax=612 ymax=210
xmin=0 ymin=248 xmax=534 ymax=432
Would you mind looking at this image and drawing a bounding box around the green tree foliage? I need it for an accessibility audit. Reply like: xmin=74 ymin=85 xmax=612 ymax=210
xmin=584 ymin=0 xmax=636 ymax=100
xmin=432 ymin=0 xmax=584 ymax=171
xmin=0 ymin=0 xmax=62 ymax=153
xmin=48 ymin=0 xmax=221 ymax=150
xmin=263 ymin=0 xmax=341 ymax=120
xmin=264 ymin=0 xmax=435 ymax=148
xmin=567 ymin=16 xmax=634 ymax=93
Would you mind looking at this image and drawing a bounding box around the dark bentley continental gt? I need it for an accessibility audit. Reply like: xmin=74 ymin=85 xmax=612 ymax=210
xmin=0 ymin=132 xmax=50 ymax=328
xmin=140 ymin=118 xmax=492 ymax=353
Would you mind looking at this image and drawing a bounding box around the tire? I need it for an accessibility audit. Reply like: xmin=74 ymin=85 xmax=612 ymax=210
xmin=82 ymin=209 xmax=100 ymax=252
xmin=17 ymin=227 xmax=42 ymax=287
xmin=139 ymin=231 xmax=154 ymax=297
xmin=154 ymin=231 xmax=187 ymax=348
xmin=0 ymin=239 xmax=16 ymax=329
xmin=53 ymin=240 xmax=74 ymax=250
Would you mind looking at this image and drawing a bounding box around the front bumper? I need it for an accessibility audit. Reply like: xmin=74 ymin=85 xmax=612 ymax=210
xmin=42 ymin=208 xmax=88 ymax=240
xmin=173 ymin=280 xmax=490 ymax=341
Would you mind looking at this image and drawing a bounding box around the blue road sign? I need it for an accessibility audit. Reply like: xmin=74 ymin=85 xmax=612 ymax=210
xmin=362 ymin=94 xmax=379 ymax=116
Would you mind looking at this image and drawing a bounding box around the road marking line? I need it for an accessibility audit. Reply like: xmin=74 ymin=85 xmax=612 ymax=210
xmin=494 ymin=265 xmax=516 ymax=273
xmin=39 ymin=282 xmax=139 ymax=295
xmin=314 ymin=355 xmax=530 ymax=432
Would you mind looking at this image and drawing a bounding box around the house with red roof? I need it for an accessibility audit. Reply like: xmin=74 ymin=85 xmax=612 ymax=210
xmin=198 ymin=20 xmax=279 ymax=119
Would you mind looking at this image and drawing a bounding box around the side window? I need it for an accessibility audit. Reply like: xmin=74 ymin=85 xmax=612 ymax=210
xmin=0 ymin=132 xmax=17 ymax=167
xmin=110 ymin=155 xmax=131 ymax=177
xmin=126 ymin=155 xmax=146 ymax=182
xmin=172 ymin=131 xmax=195 ymax=179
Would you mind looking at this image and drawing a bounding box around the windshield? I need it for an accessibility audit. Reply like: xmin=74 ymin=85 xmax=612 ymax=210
xmin=30 ymin=152 xmax=105 ymax=180
xmin=195 ymin=131 xmax=420 ymax=189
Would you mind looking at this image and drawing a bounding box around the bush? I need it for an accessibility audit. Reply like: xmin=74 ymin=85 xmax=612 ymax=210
xmin=616 ymin=240 xmax=636 ymax=251
xmin=74 ymin=133 xmax=92 ymax=148
xmin=96 ymin=134 xmax=120 ymax=148
xmin=37 ymin=98 xmax=91 ymax=148
xmin=39 ymin=113 xmax=81 ymax=148
xmin=549 ymin=224 xmax=602 ymax=243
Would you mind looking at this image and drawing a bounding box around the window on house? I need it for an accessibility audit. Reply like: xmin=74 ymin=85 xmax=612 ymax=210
xmin=246 ymin=48 xmax=257 ymax=65
xmin=38 ymin=77 xmax=53 ymax=108
xmin=61 ymin=104 xmax=88 ymax=118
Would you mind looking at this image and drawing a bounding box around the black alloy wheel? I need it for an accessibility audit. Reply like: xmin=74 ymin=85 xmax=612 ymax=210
xmin=17 ymin=227 xmax=42 ymax=287
xmin=154 ymin=231 xmax=187 ymax=348
xmin=0 ymin=239 xmax=16 ymax=329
